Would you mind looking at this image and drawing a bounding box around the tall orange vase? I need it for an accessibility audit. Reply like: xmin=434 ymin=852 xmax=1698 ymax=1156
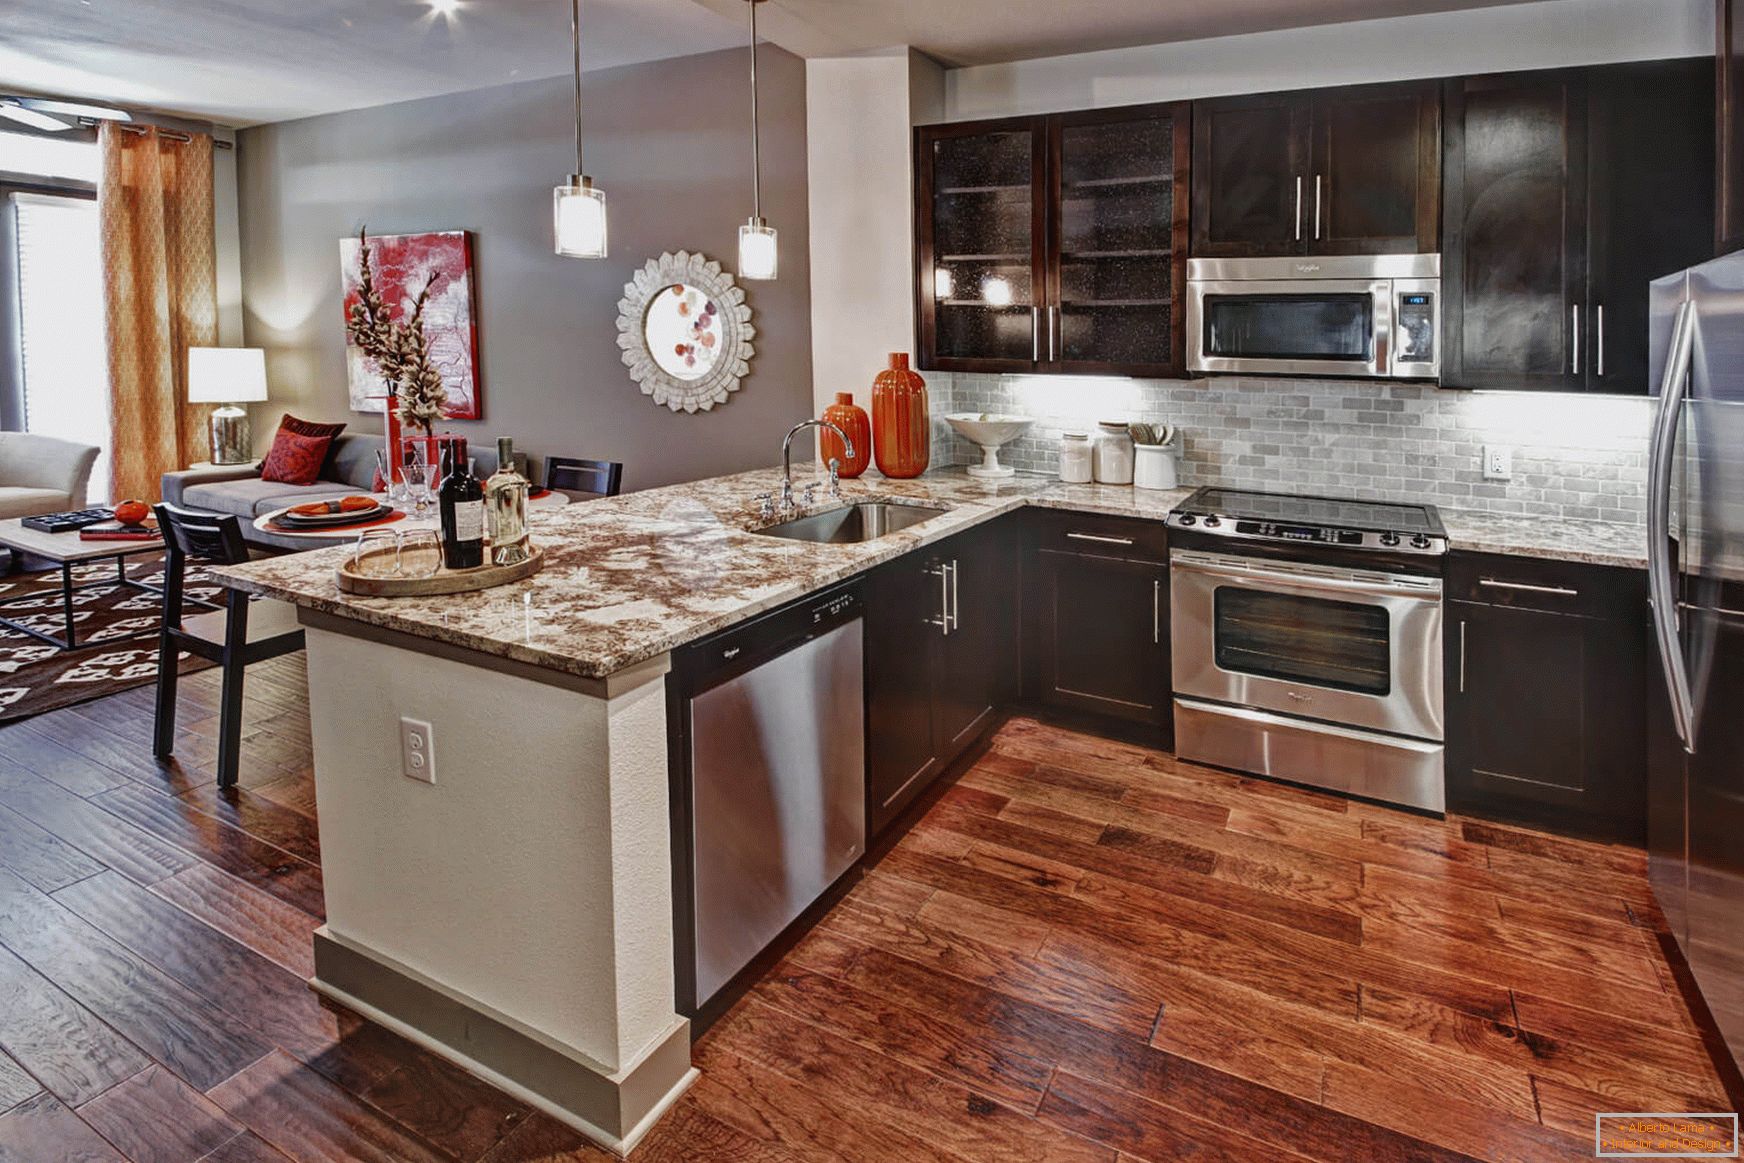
xmin=821 ymin=392 xmax=871 ymax=478
xmin=871 ymin=353 xmax=930 ymax=479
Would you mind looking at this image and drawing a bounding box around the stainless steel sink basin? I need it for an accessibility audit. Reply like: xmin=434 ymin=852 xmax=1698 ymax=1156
xmin=755 ymin=502 xmax=947 ymax=544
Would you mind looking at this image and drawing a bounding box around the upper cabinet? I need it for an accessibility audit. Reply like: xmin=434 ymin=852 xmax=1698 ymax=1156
xmin=1191 ymin=81 xmax=1439 ymax=257
xmin=1442 ymin=61 xmax=1712 ymax=392
xmin=915 ymin=103 xmax=1191 ymax=377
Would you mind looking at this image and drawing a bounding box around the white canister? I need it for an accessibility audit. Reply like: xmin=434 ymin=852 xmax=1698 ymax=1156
xmin=1058 ymin=431 xmax=1093 ymax=483
xmin=1092 ymin=421 xmax=1134 ymax=485
xmin=1133 ymin=444 xmax=1179 ymax=490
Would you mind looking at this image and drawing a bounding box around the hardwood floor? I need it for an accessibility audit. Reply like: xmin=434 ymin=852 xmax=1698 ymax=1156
xmin=0 ymin=658 xmax=1731 ymax=1161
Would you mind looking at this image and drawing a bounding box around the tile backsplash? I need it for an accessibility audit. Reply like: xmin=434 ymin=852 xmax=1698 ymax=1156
xmin=934 ymin=373 xmax=1652 ymax=525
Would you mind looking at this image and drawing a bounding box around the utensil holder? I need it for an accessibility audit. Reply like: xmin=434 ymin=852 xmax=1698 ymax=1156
xmin=1134 ymin=443 xmax=1178 ymax=490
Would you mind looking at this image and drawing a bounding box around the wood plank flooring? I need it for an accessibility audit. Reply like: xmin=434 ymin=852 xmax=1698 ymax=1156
xmin=0 ymin=655 xmax=1731 ymax=1161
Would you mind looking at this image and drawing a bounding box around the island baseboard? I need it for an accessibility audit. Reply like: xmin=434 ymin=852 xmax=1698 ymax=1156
xmin=311 ymin=926 xmax=697 ymax=1156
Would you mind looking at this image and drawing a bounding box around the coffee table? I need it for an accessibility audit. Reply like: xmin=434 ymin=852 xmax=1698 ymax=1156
xmin=0 ymin=518 xmax=212 ymax=650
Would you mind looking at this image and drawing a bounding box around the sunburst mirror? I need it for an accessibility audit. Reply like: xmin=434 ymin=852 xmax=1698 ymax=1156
xmin=616 ymin=251 xmax=755 ymax=412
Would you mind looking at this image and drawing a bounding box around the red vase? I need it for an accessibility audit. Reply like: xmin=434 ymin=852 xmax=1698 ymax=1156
xmin=821 ymin=392 xmax=871 ymax=478
xmin=871 ymin=353 xmax=930 ymax=480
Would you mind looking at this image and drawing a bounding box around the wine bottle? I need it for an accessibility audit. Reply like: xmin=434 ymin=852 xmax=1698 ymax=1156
xmin=438 ymin=440 xmax=485 ymax=570
xmin=484 ymin=437 xmax=531 ymax=567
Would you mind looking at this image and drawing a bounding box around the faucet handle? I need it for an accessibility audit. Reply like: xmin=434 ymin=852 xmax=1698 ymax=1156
xmin=802 ymin=482 xmax=819 ymax=506
xmin=753 ymin=492 xmax=774 ymax=519
xmin=827 ymin=458 xmax=841 ymax=499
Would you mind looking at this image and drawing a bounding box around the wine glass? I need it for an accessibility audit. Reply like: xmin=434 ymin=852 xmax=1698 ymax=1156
xmin=352 ymin=529 xmax=401 ymax=578
xmin=403 ymin=463 xmax=433 ymax=517
xmin=399 ymin=530 xmax=442 ymax=577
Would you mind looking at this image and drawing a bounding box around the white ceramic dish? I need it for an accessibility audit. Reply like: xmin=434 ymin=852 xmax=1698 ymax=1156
xmin=946 ymin=413 xmax=1035 ymax=478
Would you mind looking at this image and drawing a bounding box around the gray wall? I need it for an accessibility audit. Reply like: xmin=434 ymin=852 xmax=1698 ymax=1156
xmin=236 ymin=45 xmax=811 ymax=492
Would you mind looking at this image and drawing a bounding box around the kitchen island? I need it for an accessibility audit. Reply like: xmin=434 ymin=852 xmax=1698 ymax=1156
xmin=209 ymin=463 xmax=1644 ymax=1152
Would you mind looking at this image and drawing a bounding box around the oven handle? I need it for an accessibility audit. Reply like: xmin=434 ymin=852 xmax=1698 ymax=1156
xmin=1170 ymin=554 xmax=1441 ymax=603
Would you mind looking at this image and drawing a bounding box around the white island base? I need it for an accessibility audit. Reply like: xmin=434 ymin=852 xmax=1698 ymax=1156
xmin=298 ymin=611 xmax=694 ymax=1155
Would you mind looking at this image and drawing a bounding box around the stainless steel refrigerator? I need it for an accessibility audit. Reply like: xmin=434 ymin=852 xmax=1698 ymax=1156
xmin=1648 ymin=253 xmax=1744 ymax=1079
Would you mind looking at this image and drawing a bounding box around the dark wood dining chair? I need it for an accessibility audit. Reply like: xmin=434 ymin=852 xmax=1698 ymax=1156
xmin=152 ymin=504 xmax=305 ymax=789
xmin=544 ymin=456 xmax=624 ymax=499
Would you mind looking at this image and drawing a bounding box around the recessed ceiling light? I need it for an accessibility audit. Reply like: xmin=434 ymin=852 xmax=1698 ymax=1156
xmin=428 ymin=0 xmax=463 ymax=16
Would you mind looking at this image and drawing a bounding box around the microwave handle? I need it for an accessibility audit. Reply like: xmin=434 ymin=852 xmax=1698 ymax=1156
xmin=1294 ymin=176 xmax=1303 ymax=242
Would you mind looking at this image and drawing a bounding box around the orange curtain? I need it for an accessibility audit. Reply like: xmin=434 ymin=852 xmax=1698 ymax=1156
xmin=98 ymin=123 xmax=218 ymax=503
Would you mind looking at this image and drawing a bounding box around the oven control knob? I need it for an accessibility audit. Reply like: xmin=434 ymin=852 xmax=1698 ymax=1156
xmin=1178 ymin=514 xmax=1197 ymax=526
xmin=1379 ymin=532 xmax=1401 ymax=547
xmin=1202 ymin=516 xmax=1221 ymax=528
xmin=1409 ymin=534 xmax=1431 ymax=549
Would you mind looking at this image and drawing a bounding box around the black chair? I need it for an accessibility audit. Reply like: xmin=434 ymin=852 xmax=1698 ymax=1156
xmin=152 ymin=504 xmax=305 ymax=789
xmin=544 ymin=456 xmax=623 ymax=499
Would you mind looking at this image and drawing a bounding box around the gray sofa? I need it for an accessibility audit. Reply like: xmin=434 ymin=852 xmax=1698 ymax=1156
xmin=0 ymin=432 xmax=101 ymax=519
xmin=162 ymin=432 xmax=379 ymax=550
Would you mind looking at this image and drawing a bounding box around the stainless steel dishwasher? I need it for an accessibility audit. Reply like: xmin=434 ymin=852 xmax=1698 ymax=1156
xmin=668 ymin=580 xmax=865 ymax=1018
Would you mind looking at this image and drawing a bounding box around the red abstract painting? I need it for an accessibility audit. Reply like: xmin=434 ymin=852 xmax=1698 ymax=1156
xmin=340 ymin=230 xmax=481 ymax=420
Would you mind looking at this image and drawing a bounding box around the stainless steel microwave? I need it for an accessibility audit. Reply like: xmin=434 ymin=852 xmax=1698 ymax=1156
xmin=1186 ymin=254 xmax=1441 ymax=380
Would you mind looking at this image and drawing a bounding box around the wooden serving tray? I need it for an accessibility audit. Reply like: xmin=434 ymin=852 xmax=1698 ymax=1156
xmin=335 ymin=543 xmax=544 ymax=596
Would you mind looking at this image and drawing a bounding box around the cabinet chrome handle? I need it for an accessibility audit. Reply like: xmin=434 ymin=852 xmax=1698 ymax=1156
xmin=949 ymin=559 xmax=960 ymax=633
xmin=1031 ymin=306 xmax=1040 ymax=363
xmin=1596 ymin=304 xmax=1605 ymax=377
xmin=1294 ymin=175 xmax=1303 ymax=241
xmin=1478 ymin=578 xmax=1578 ymax=597
xmin=1153 ymin=578 xmax=1161 ymax=645
xmin=1314 ymin=174 xmax=1323 ymax=240
xmin=937 ymin=563 xmax=952 ymax=636
xmin=1571 ymin=303 xmax=1580 ymax=375
xmin=1066 ymin=532 xmax=1133 ymax=546
xmin=1051 ymin=305 xmax=1062 ymax=362
xmin=1458 ymin=620 xmax=1466 ymax=694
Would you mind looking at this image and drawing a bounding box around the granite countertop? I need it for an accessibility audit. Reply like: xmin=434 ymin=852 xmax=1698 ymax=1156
xmin=211 ymin=465 xmax=1640 ymax=679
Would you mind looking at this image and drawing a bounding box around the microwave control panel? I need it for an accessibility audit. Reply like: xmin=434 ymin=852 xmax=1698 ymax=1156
xmin=1397 ymin=292 xmax=1436 ymax=363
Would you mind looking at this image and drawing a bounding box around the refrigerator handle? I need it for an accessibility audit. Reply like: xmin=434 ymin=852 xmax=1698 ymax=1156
xmin=1648 ymin=298 xmax=1698 ymax=753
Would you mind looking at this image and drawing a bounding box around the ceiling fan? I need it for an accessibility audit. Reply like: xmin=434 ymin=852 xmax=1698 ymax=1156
xmin=0 ymin=96 xmax=132 ymax=132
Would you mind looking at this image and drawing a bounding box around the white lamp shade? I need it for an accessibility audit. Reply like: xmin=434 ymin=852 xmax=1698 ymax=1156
xmin=188 ymin=347 xmax=268 ymax=404
xmin=554 ymin=181 xmax=608 ymax=258
xmin=738 ymin=219 xmax=778 ymax=281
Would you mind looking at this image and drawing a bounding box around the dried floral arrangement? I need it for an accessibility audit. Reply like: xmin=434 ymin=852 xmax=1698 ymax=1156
xmin=344 ymin=227 xmax=450 ymax=435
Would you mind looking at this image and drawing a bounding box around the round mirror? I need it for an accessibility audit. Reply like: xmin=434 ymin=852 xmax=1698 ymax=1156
xmin=644 ymin=284 xmax=722 ymax=381
xmin=617 ymin=252 xmax=755 ymax=412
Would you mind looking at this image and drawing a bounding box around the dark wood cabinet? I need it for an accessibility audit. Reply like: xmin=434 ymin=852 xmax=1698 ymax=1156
xmin=1719 ymin=0 xmax=1744 ymax=254
xmin=1443 ymin=61 xmax=1713 ymax=393
xmin=1444 ymin=553 xmax=1647 ymax=844
xmin=1191 ymin=82 xmax=1438 ymax=258
xmin=866 ymin=519 xmax=1017 ymax=835
xmin=1020 ymin=511 xmax=1171 ymax=743
xmin=916 ymin=103 xmax=1190 ymax=377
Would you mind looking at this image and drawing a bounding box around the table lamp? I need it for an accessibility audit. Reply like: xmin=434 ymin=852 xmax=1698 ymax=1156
xmin=188 ymin=347 xmax=269 ymax=466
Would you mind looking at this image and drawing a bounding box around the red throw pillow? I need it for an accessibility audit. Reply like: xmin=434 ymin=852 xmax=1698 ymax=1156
xmin=260 ymin=428 xmax=335 ymax=485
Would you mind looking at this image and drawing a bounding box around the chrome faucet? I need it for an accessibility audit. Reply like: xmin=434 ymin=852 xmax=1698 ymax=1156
xmin=780 ymin=420 xmax=854 ymax=514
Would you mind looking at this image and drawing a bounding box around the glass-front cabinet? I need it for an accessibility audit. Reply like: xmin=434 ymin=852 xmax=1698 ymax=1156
xmin=916 ymin=102 xmax=1190 ymax=377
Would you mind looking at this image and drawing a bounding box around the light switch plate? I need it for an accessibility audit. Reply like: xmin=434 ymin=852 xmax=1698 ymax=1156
xmin=400 ymin=717 xmax=435 ymax=784
xmin=1482 ymin=445 xmax=1513 ymax=481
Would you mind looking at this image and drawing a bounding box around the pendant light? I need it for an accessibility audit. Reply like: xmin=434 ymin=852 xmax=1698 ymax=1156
xmin=553 ymin=0 xmax=607 ymax=258
xmin=737 ymin=0 xmax=777 ymax=280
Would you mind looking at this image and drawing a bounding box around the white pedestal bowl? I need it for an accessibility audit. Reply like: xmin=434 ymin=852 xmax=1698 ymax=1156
xmin=946 ymin=413 xmax=1035 ymax=479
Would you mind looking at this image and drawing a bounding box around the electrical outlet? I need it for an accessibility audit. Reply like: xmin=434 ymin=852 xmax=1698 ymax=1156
xmin=400 ymin=717 xmax=435 ymax=784
xmin=1482 ymin=445 xmax=1513 ymax=481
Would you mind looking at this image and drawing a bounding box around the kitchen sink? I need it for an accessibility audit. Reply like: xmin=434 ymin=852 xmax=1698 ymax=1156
xmin=754 ymin=502 xmax=948 ymax=544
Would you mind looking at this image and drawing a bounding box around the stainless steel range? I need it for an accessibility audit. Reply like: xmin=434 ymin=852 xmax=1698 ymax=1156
xmin=1165 ymin=487 xmax=1447 ymax=812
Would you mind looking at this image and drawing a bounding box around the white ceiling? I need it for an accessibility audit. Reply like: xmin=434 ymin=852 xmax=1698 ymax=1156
xmin=0 ymin=0 xmax=747 ymax=127
xmin=689 ymin=0 xmax=1556 ymax=66
xmin=0 ymin=0 xmax=1556 ymax=127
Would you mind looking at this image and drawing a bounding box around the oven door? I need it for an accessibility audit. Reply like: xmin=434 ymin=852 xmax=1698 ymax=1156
xmin=1187 ymin=278 xmax=1391 ymax=377
xmin=1170 ymin=549 xmax=1443 ymax=741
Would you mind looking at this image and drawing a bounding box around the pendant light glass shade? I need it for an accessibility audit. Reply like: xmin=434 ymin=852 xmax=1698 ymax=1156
xmin=554 ymin=176 xmax=607 ymax=258
xmin=738 ymin=216 xmax=778 ymax=281
xmin=554 ymin=0 xmax=606 ymax=259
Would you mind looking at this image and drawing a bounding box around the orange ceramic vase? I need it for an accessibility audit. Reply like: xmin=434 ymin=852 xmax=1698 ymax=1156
xmin=821 ymin=392 xmax=871 ymax=478
xmin=871 ymin=353 xmax=930 ymax=479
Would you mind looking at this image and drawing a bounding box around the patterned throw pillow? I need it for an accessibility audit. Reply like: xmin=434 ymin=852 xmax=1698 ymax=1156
xmin=260 ymin=428 xmax=335 ymax=485
xmin=274 ymin=414 xmax=347 ymax=478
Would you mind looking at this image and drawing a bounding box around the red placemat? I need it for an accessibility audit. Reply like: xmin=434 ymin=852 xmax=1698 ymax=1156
xmin=528 ymin=487 xmax=551 ymax=500
xmin=268 ymin=509 xmax=408 ymax=535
